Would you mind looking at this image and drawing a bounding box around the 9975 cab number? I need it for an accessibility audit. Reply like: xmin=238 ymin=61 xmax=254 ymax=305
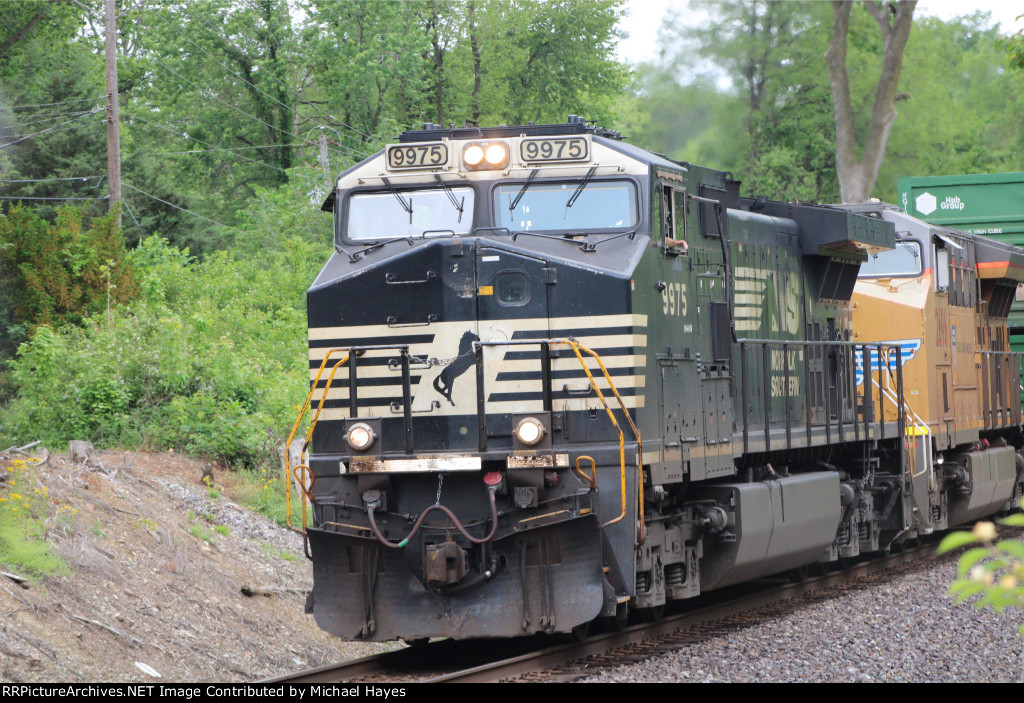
xmin=387 ymin=143 xmax=449 ymax=169
xmin=520 ymin=137 xmax=589 ymax=163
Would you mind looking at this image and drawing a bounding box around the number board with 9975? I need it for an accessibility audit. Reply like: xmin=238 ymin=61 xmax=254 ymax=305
xmin=387 ymin=143 xmax=449 ymax=170
xmin=519 ymin=137 xmax=589 ymax=164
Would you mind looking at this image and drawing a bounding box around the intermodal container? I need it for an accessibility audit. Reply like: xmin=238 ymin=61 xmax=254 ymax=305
xmin=898 ymin=172 xmax=1024 ymax=339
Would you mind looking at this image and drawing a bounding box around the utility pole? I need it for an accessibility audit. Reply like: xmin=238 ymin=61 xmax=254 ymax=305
xmin=104 ymin=0 xmax=122 ymax=225
xmin=318 ymin=128 xmax=330 ymax=186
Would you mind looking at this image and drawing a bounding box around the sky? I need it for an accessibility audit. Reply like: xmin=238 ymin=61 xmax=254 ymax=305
xmin=616 ymin=1 xmax=1024 ymax=64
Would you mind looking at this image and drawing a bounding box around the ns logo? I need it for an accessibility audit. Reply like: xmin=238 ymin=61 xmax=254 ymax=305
xmin=431 ymin=330 xmax=479 ymax=406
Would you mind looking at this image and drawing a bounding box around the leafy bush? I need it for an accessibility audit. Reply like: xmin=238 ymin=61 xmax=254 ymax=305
xmin=0 ymin=204 xmax=138 ymax=335
xmin=938 ymin=503 xmax=1024 ymax=633
xmin=0 ymin=176 xmax=330 ymax=471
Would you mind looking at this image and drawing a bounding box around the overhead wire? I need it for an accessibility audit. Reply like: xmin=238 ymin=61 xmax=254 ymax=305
xmin=0 ymin=195 xmax=108 ymax=201
xmin=151 ymin=7 xmax=370 ymax=151
xmin=8 ymin=96 xmax=106 ymax=110
xmin=4 ymin=110 xmax=98 ymax=129
xmin=123 ymin=182 xmax=238 ymax=231
xmin=0 ymin=176 xmax=98 ymax=184
xmin=186 ymin=6 xmax=374 ymax=143
xmin=129 ymin=114 xmax=289 ymax=174
xmin=0 ymin=108 xmax=106 ymax=149
xmin=145 ymin=142 xmax=309 ymax=156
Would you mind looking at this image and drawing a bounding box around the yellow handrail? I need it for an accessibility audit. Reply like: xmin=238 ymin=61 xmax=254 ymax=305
xmin=550 ymin=339 xmax=643 ymax=530
xmin=574 ymin=455 xmax=597 ymax=488
xmin=291 ymin=463 xmax=315 ymax=529
xmin=285 ymin=339 xmax=645 ymax=535
xmin=284 ymin=348 xmax=351 ymax=531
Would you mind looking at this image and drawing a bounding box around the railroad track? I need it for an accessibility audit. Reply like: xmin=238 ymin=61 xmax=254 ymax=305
xmin=267 ymin=540 xmax=949 ymax=684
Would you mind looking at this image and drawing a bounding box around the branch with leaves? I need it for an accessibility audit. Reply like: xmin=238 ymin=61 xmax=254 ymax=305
xmin=937 ymin=502 xmax=1024 ymax=634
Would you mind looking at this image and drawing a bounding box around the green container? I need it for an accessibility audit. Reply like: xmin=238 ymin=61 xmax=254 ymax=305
xmin=898 ymin=172 xmax=1024 ymax=341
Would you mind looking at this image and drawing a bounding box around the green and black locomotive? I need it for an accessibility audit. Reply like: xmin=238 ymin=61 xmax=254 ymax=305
xmin=296 ymin=117 xmax=1022 ymax=641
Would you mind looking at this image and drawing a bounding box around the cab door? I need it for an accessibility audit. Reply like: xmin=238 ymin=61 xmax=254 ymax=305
xmin=475 ymin=243 xmax=552 ymax=420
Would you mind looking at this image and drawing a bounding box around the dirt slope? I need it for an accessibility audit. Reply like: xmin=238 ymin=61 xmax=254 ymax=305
xmin=0 ymin=449 xmax=392 ymax=682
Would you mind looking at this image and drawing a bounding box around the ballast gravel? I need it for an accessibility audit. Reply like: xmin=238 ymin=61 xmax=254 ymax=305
xmin=580 ymin=558 xmax=1024 ymax=683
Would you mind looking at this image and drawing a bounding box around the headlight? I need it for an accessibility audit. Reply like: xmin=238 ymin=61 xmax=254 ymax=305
xmin=346 ymin=422 xmax=376 ymax=452
xmin=514 ymin=417 xmax=546 ymax=446
xmin=463 ymin=144 xmax=485 ymax=166
xmin=485 ymin=143 xmax=508 ymax=165
xmin=462 ymin=140 xmax=509 ymax=170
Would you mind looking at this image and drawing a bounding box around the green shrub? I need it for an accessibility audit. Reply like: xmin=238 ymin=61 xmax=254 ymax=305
xmin=0 ymin=177 xmax=327 ymax=474
xmin=0 ymin=458 xmax=69 ymax=578
xmin=938 ymin=503 xmax=1024 ymax=633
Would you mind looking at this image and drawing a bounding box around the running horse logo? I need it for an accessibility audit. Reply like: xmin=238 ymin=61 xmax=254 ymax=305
xmin=433 ymin=330 xmax=480 ymax=406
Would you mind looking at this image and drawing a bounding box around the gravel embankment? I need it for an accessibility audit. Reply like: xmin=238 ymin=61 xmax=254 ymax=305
xmin=581 ymin=558 xmax=1024 ymax=683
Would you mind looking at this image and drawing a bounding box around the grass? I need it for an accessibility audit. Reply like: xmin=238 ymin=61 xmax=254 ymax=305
xmin=232 ymin=464 xmax=290 ymax=527
xmin=0 ymin=458 xmax=69 ymax=578
xmin=187 ymin=524 xmax=214 ymax=543
xmin=259 ymin=541 xmax=298 ymax=562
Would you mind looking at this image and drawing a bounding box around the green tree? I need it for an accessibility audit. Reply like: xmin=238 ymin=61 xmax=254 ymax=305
xmin=117 ymin=0 xmax=315 ymax=252
xmin=652 ymin=1 xmax=838 ymax=201
xmin=0 ymin=2 xmax=109 ymax=221
xmin=876 ymin=13 xmax=1024 ymax=199
xmin=826 ymin=0 xmax=916 ymax=203
xmin=0 ymin=204 xmax=137 ymax=349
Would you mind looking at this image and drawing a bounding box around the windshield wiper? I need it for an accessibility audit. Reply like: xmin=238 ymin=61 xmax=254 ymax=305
xmin=565 ymin=166 xmax=597 ymax=208
xmin=381 ymin=177 xmax=413 ymax=224
xmin=342 ymin=236 xmax=416 ymax=263
xmin=509 ymin=168 xmax=539 ymax=212
xmin=510 ymin=228 xmax=639 ymax=253
xmin=434 ymin=174 xmax=465 ymax=223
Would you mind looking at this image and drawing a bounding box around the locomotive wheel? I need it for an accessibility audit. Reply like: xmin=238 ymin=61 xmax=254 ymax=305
xmin=637 ymin=604 xmax=665 ymax=622
xmin=788 ymin=565 xmax=810 ymax=583
xmin=570 ymin=620 xmax=592 ymax=642
xmin=600 ymin=602 xmax=629 ymax=632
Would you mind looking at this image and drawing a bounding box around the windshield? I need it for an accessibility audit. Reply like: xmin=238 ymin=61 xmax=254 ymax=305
xmin=346 ymin=187 xmax=474 ymax=241
xmin=858 ymin=240 xmax=922 ymax=278
xmin=494 ymin=179 xmax=637 ymax=232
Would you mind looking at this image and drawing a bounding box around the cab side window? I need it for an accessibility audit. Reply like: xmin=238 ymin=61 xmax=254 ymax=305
xmin=934 ymin=238 xmax=975 ymax=308
xmin=662 ymin=185 xmax=688 ymax=252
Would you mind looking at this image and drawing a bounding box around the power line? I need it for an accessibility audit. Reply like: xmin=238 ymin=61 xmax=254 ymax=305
xmin=4 ymin=108 xmax=96 ymax=121
xmin=186 ymin=6 xmax=373 ymax=142
xmin=151 ymin=7 xmax=370 ymax=149
xmin=9 ymin=96 xmax=106 ymax=110
xmin=0 ymin=109 xmax=105 ymax=149
xmin=0 ymin=176 xmax=98 ymax=184
xmin=4 ymin=110 xmax=95 ymax=129
xmin=129 ymin=114 xmax=289 ymax=174
xmin=149 ymin=55 xmax=354 ymax=160
xmin=145 ymin=142 xmax=309 ymax=155
xmin=123 ymin=182 xmax=238 ymax=231
xmin=0 ymin=196 xmax=108 ymax=201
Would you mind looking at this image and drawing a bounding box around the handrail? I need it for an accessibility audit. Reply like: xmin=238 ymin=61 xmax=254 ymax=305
xmin=288 ymin=338 xmax=643 ymax=534
xmin=284 ymin=348 xmax=351 ymax=530
xmin=736 ymin=338 xmax=902 ymax=449
xmin=980 ymin=350 xmax=1024 ymax=429
xmin=291 ymin=463 xmax=315 ymax=529
xmin=284 ymin=343 xmax=413 ymax=530
xmin=474 ymin=337 xmax=644 ymax=530
xmin=574 ymin=455 xmax=597 ymax=488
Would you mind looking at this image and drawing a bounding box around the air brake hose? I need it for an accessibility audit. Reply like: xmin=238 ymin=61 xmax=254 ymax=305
xmin=366 ymin=486 xmax=499 ymax=549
